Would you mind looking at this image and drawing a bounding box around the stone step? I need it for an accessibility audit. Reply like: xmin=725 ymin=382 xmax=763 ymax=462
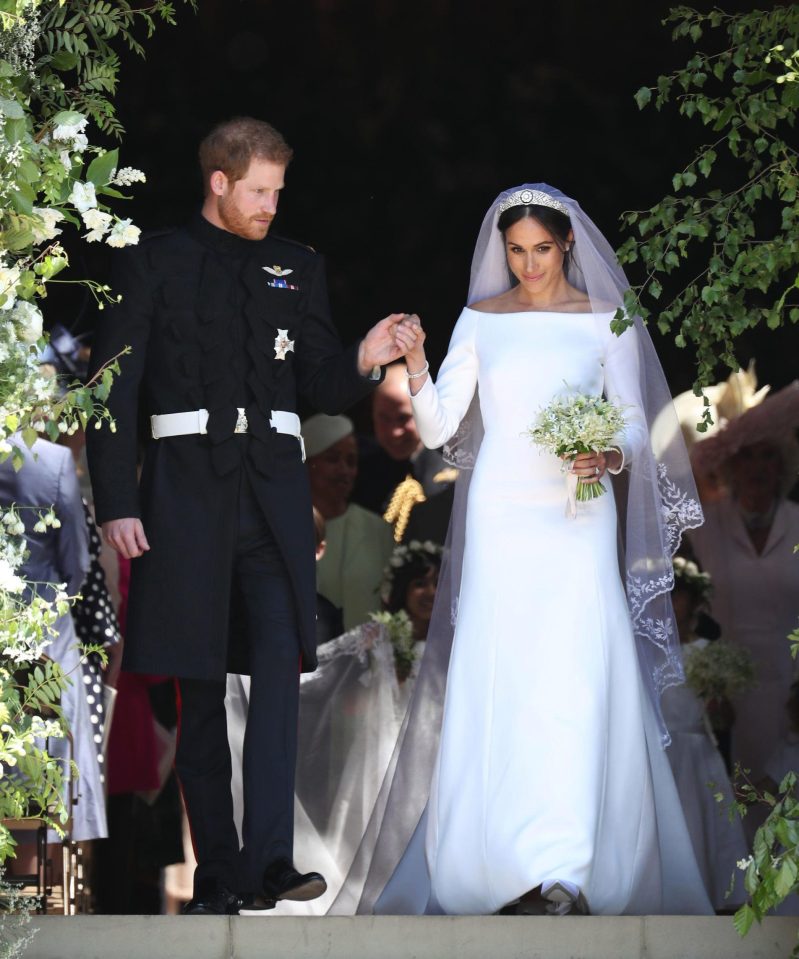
xmin=19 ymin=915 xmax=798 ymax=959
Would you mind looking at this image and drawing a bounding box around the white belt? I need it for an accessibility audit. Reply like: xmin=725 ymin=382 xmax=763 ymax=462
xmin=150 ymin=408 xmax=305 ymax=461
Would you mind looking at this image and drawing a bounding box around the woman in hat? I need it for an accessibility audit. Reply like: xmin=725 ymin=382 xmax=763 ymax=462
xmin=689 ymin=382 xmax=799 ymax=786
xmin=303 ymin=413 xmax=395 ymax=631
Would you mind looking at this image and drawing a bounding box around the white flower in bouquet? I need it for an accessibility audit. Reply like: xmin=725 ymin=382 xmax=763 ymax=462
xmin=109 ymin=167 xmax=147 ymax=187
xmin=68 ymin=180 xmax=97 ymax=213
xmin=11 ymin=300 xmax=43 ymax=344
xmin=683 ymin=640 xmax=756 ymax=702
xmin=525 ymin=391 xmax=627 ymax=515
xmin=105 ymin=218 xmax=141 ymax=248
xmin=81 ymin=208 xmax=113 ymax=243
xmin=31 ymin=207 xmax=64 ymax=244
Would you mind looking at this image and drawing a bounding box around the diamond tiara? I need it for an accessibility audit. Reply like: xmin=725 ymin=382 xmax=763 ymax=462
xmin=497 ymin=188 xmax=569 ymax=217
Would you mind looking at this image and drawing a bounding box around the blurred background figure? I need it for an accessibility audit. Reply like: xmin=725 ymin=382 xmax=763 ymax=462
xmin=658 ymin=362 xmax=771 ymax=505
xmin=688 ymin=380 xmax=799 ymax=787
xmin=661 ymin=557 xmax=749 ymax=912
xmin=39 ymin=327 xmax=181 ymax=913
xmin=305 ymin=413 xmax=395 ymax=630
xmin=225 ymin=539 xmax=443 ymax=916
xmin=0 ymin=437 xmax=108 ymax=870
xmin=351 ymin=363 xmax=455 ymax=543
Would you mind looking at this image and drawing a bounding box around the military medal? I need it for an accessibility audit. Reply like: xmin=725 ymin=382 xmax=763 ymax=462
xmin=274 ymin=329 xmax=295 ymax=361
xmin=263 ymin=265 xmax=300 ymax=290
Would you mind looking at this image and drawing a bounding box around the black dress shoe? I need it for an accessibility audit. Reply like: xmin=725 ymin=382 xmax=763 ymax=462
xmin=261 ymin=857 xmax=327 ymax=903
xmin=182 ymin=879 xmax=241 ymax=916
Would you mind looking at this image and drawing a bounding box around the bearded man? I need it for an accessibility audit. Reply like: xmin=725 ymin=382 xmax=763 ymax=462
xmin=87 ymin=117 xmax=417 ymax=914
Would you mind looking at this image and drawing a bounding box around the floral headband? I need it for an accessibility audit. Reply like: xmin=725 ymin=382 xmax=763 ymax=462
xmin=672 ymin=556 xmax=712 ymax=602
xmin=380 ymin=539 xmax=443 ymax=604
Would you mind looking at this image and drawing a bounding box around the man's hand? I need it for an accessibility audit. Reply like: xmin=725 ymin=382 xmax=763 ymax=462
xmin=358 ymin=313 xmax=422 ymax=375
xmin=102 ymin=518 xmax=150 ymax=559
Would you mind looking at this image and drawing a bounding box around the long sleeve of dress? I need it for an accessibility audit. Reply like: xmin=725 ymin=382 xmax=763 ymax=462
xmin=409 ymin=308 xmax=479 ymax=450
xmin=601 ymin=318 xmax=648 ymax=470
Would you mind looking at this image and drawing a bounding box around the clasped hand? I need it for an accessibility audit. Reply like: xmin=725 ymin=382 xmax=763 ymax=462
xmin=358 ymin=313 xmax=426 ymax=374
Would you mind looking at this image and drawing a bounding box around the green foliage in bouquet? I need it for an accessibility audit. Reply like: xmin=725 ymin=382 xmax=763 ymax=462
xmin=615 ymin=5 xmax=799 ymax=420
xmin=683 ymin=640 xmax=755 ymax=702
xmin=369 ymin=610 xmax=417 ymax=681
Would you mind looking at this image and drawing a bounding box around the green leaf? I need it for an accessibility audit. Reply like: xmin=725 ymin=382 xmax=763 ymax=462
xmin=733 ymin=903 xmax=756 ymax=938
xmin=52 ymin=110 xmax=85 ymax=127
xmin=635 ymin=86 xmax=652 ymax=110
xmin=11 ymin=190 xmax=33 ymax=216
xmin=49 ymin=51 xmax=79 ymax=71
xmin=86 ymin=148 xmax=119 ymax=187
xmin=698 ymin=149 xmax=717 ymax=177
xmin=0 ymin=97 xmax=24 ymax=120
xmin=21 ymin=427 xmax=38 ymax=449
xmin=774 ymin=858 xmax=798 ymax=899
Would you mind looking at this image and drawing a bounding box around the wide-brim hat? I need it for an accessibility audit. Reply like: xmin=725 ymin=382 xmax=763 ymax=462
xmin=690 ymin=380 xmax=799 ymax=495
xmin=302 ymin=413 xmax=354 ymax=458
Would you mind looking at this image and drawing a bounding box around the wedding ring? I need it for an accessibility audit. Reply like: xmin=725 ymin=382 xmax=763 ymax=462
xmin=594 ymin=465 xmax=600 ymax=475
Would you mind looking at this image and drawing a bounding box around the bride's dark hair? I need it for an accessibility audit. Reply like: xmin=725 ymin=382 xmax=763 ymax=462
xmin=497 ymin=203 xmax=573 ymax=274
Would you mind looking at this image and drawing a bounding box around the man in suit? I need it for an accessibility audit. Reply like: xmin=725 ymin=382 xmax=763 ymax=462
xmin=87 ymin=117 xmax=417 ymax=914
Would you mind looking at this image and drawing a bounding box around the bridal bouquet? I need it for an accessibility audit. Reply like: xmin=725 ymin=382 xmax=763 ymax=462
xmin=369 ymin=610 xmax=417 ymax=679
xmin=525 ymin=392 xmax=627 ymax=516
xmin=683 ymin=640 xmax=756 ymax=702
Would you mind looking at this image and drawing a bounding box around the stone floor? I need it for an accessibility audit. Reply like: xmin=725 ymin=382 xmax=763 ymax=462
xmin=17 ymin=915 xmax=799 ymax=959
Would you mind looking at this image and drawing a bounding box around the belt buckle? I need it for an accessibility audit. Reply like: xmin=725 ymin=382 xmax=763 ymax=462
xmin=234 ymin=408 xmax=248 ymax=434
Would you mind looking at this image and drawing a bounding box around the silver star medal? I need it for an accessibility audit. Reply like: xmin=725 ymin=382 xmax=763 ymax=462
xmin=274 ymin=329 xmax=295 ymax=361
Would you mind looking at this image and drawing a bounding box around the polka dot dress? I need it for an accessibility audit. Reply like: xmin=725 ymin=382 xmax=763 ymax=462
xmin=73 ymin=501 xmax=122 ymax=785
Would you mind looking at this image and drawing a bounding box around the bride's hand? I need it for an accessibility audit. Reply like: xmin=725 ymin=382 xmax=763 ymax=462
xmin=568 ymin=450 xmax=622 ymax=484
xmin=395 ymin=314 xmax=427 ymax=370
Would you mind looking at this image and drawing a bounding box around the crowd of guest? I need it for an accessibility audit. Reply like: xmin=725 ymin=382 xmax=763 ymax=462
xmin=2 ymin=347 xmax=798 ymax=916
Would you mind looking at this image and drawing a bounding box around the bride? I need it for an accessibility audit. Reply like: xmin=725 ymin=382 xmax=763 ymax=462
xmin=333 ymin=185 xmax=713 ymax=917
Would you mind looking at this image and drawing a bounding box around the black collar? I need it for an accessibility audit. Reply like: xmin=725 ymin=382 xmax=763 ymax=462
xmin=188 ymin=211 xmax=265 ymax=259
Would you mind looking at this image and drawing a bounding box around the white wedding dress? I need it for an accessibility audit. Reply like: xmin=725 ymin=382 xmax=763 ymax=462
xmin=401 ymin=306 xmax=712 ymax=915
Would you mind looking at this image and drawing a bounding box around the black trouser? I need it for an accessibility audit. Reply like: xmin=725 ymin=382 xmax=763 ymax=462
xmin=175 ymin=472 xmax=300 ymax=895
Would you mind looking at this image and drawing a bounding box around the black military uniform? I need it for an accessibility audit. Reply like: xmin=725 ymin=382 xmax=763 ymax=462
xmin=87 ymin=213 xmax=380 ymax=905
